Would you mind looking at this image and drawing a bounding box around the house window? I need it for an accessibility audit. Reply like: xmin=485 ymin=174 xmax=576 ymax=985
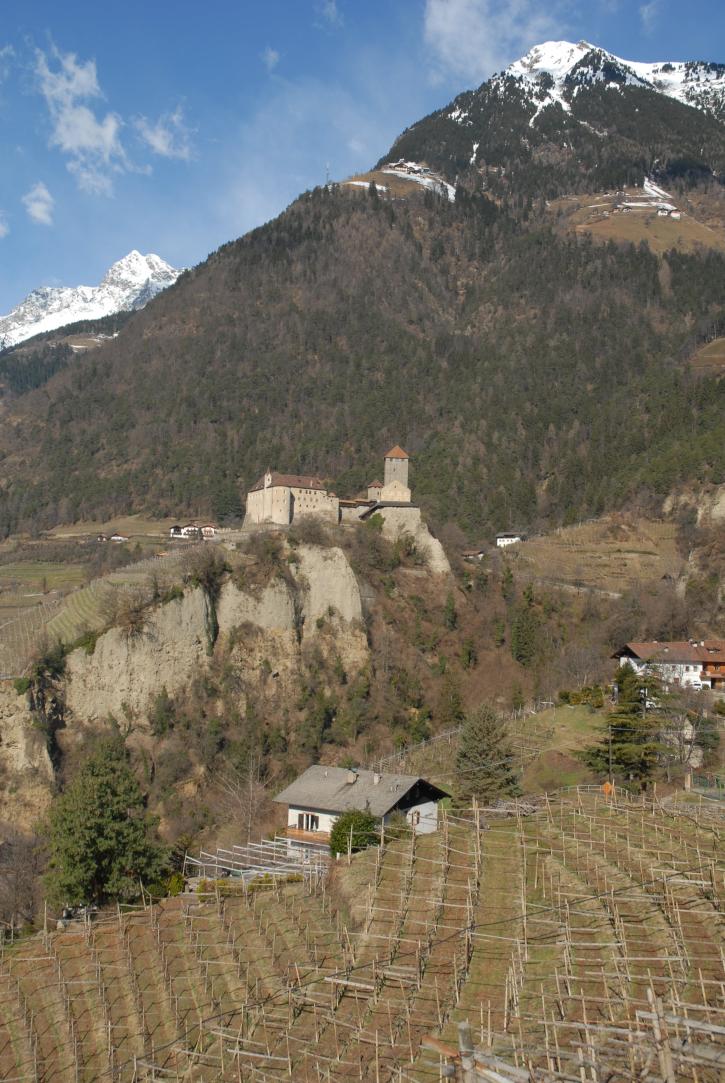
xmin=296 ymin=812 xmax=319 ymax=832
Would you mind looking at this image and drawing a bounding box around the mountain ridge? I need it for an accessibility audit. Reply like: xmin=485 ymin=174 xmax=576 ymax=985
xmin=0 ymin=40 xmax=723 ymax=539
xmin=0 ymin=251 xmax=182 ymax=349
xmin=380 ymin=39 xmax=725 ymax=195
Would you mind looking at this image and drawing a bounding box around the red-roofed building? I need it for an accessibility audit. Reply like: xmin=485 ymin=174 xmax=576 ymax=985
xmin=613 ymin=640 xmax=725 ymax=691
xmin=246 ymin=469 xmax=339 ymax=526
xmin=382 ymin=445 xmax=411 ymax=502
xmin=244 ymin=447 xmax=414 ymax=527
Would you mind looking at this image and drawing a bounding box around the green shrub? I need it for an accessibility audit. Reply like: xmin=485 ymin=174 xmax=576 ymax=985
xmin=13 ymin=677 xmax=31 ymax=696
xmin=71 ymin=629 xmax=99 ymax=656
xmin=167 ymin=871 xmax=185 ymax=896
xmin=162 ymin=584 xmax=184 ymax=604
xmin=329 ymin=809 xmax=378 ymax=855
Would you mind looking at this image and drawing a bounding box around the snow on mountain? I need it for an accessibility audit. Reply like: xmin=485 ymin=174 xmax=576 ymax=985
xmin=0 ymin=251 xmax=182 ymax=350
xmin=381 ymin=161 xmax=456 ymax=201
xmin=502 ymin=40 xmax=725 ymax=118
xmin=442 ymin=40 xmax=725 ymax=132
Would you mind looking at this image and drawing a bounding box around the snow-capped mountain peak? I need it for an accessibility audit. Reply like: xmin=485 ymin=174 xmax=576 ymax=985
xmin=502 ymin=40 xmax=725 ymax=118
xmin=0 ymin=251 xmax=182 ymax=350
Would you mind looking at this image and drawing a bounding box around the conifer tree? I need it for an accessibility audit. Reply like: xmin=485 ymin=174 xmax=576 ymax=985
xmin=580 ymin=663 xmax=663 ymax=783
xmin=45 ymin=737 xmax=168 ymax=906
xmin=455 ymin=705 xmax=521 ymax=803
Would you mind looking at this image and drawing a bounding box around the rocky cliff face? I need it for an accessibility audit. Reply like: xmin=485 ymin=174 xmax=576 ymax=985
xmin=65 ymin=586 xmax=212 ymax=725
xmin=377 ymin=508 xmax=450 ymax=576
xmin=64 ymin=544 xmax=368 ymax=729
xmin=0 ymin=683 xmax=54 ymax=829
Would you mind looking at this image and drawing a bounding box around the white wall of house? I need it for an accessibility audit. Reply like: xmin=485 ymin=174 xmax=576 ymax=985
xmin=288 ymin=799 xmax=439 ymax=840
xmin=620 ymin=658 xmax=708 ymax=689
xmin=288 ymin=806 xmax=337 ymax=834
xmin=496 ymin=535 xmax=522 ymax=548
xmin=394 ymin=800 xmax=439 ymax=834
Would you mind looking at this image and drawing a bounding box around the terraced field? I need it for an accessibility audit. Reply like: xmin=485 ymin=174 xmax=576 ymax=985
xmin=507 ymin=518 xmax=682 ymax=596
xmin=0 ymin=548 xmax=194 ymax=675
xmin=0 ymin=792 xmax=722 ymax=1081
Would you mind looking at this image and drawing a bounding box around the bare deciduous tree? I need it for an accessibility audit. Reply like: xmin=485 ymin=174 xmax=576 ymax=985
xmin=0 ymin=827 xmax=43 ymax=929
xmin=214 ymin=752 xmax=272 ymax=845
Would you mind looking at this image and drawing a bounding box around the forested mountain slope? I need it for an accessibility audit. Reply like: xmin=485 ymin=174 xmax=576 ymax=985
xmin=0 ymin=183 xmax=722 ymax=539
xmin=1 ymin=41 xmax=724 ymax=539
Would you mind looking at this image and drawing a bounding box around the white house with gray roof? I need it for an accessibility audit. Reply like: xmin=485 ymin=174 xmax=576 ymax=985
xmin=274 ymin=766 xmax=447 ymax=841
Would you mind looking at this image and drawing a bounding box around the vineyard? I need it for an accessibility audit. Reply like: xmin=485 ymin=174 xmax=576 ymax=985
xmin=0 ymin=548 xmax=195 ymax=678
xmin=0 ymin=790 xmax=722 ymax=1082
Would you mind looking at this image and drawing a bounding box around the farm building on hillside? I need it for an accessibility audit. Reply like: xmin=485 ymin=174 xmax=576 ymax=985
xmin=496 ymin=531 xmax=524 ymax=548
xmin=613 ymin=640 xmax=725 ymax=691
xmin=274 ymin=766 xmax=447 ymax=842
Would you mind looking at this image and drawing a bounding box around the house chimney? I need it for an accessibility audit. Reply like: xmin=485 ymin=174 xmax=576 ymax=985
xmin=373 ymin=773 xmax=381 ymax=785
xmin=346 ymin=769 xmax=357 ymax=785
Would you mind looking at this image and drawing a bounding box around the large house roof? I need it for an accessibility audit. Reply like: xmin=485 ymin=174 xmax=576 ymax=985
xmin=273 ymin=765 xmax=445 ymax=818
xmin=615 ymin=640 xmax=725 ymax=665
xmin=249 ymin=471 xmax=326 ymax=493
xmin=384 ymin=445 xmax=409 ymax=460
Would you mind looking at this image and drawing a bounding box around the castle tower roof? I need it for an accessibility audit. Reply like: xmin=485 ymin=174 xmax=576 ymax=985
xmin=384 ymin=445 xmax=409 ymax=460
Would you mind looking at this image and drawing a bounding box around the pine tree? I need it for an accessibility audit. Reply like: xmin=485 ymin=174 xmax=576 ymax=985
xmin=455 ymin=705 xmax=521 ymax=803
xmin=511 ymin=602 xmax=540 ymax=667
xmin=580 ymin=663 xmax=663 ymax=783
xmin=443 ymin=592 xmax=458 ymax=630
xmin=45 ymin=737 xmax=168 ymax=906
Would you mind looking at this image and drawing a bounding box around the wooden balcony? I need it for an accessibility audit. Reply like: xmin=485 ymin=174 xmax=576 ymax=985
xmin=285 ymin=827 xmax=331 ymax=845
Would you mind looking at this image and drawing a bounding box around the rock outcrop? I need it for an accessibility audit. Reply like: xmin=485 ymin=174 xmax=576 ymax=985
xmin=64 ymin=544 xmax=369 ymax=728
xmin=65 ymin=587 xmax=212 ymax=725
xmin=0 ymin=682 xmax=54 ymax=829
xmin=376 ymin=506 xmax=451 ymax=575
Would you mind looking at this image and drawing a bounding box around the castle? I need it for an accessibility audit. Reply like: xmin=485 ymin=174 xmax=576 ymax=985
xmin=245 ymin=446 xmax=413 ymax=527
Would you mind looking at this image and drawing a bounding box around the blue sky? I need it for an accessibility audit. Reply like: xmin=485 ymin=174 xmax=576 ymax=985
xmin=1 ymin=0 xmax=723 ymax=311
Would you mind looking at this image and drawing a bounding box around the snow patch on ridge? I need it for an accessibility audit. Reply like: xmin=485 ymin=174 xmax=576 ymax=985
xmin=381 ymin=162 xmax=456 ymax=202
xmin=502 ymin=40 xmax=725 ymax=125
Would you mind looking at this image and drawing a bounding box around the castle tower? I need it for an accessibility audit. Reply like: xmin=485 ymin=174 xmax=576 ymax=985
xmin=381 ymin=445 xmax=411 ymax=502
xmin=383 ymin=445 xmax=409 ymax=487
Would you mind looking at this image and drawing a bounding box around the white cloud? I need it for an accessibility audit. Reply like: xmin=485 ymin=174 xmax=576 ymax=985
xmin=639 ymin=0 xmax=661 ymax=33
xmin=22 ymin=181 xmax=54 ymax=225
xmin=0 ymin=214 xmax=8 ymax=239
xmin=135 ymin=106 xmax=193 ymax=160
xmin=0 ymin=45 xmax=14 ymax=82
xmin=316 ymin=1 xmax=343 ymax=27
xmin=423 ymin=0 xmax=567 ymax=85
xmin=261 ymin=46 xmax=280 ymax=72
xmin=34 ymin=45 xmax=127 ymax=194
